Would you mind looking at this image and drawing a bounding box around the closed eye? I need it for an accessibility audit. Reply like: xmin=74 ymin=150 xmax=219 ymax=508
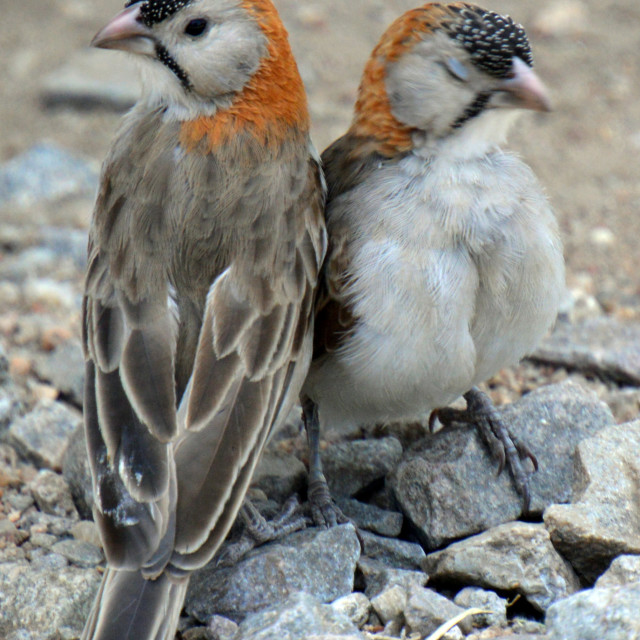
xmin=443 ymin=57 xmax=469 ymax=82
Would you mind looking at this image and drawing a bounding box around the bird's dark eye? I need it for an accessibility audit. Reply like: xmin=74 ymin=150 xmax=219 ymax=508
xmin=185 ymin=18 xmax=208 ymax=37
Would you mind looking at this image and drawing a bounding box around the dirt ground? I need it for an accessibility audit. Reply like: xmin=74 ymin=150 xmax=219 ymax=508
xmin=1 ymin=0 xmax=640 ymax=308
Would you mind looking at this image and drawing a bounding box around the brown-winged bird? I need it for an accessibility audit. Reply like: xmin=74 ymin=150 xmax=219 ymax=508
xmin=81 ymin=0 xmax=326 ymax=637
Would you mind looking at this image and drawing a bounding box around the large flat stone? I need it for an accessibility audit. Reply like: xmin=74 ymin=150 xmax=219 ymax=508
xmin=186 ymin=523 xmax=360 ymax=623
xmin=233 ymin=591 xmax=364 ymax=640
xmin=0 ymin=562 xmax=100 ymax=638
xmin=391 ymin=381 xmax=613 ymax=549
xmin=423 ymin=522 xmax=580 ymax=612
xmin=531 ymin=317 xmax=640 ymax=385
xmin=546 ymin=584 xmax=640 ymax=640
xmin=4 ymin=399 xmax=82 ymax=470
xmin=322 ymin=437 xmax=403 ymax=498
xmin=544 ymin=420 xmax=640 ymax=582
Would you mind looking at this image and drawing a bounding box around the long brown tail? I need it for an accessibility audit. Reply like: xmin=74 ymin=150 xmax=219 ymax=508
xmin=81 ymin=568 xmax=189 ymax=640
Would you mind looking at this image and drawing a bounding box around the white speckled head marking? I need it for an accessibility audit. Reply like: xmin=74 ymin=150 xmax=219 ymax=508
xmin=445 ymin=4 xmax=533 ymax=76
xmin=125 ymin=0 xmax=193 ymax=27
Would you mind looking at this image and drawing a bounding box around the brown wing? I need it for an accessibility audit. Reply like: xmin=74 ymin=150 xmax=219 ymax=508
xmin=168 ymin=156 xmax=325 ymax=572
xmin=312 ymin=231 xmax=356 ymax=358
xmin=312 ymin=133 xmax=386 ymax=359
xmin=83 ymin=112 xmax=182 ymax=571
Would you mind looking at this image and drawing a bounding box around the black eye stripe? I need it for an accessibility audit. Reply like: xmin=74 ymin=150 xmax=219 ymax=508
xmin=155 ymin=43 xmax=192 ymax=91
xmin=451 ymin=91 xmax=492 ymax=129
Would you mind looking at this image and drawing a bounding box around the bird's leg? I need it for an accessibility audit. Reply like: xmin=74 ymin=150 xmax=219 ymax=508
xmin=302 ymin=396 xmax=348 ymax=528
xmin=215 ymin=495 xmax=307 ymax=567
xmin=430 ymin=386 xmax=538 ymax=513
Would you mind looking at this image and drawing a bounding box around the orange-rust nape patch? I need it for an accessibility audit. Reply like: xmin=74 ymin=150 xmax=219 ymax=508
xmin=351 ymin=3 xmax=459 ymax=157
xmin=180 ymin=0 xmax=309 ymax=153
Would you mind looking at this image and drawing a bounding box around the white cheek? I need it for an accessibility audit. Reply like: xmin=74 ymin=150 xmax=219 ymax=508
xmin=175 ymin=21 xmax=267 ymax=98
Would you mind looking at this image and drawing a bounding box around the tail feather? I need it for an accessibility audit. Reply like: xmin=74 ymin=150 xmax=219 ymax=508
xmin=81 ymin=568 xmax=188 ymax=640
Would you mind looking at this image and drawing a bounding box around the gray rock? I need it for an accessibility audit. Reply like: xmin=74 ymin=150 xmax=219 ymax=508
xmin=453 ymin=586 xmax=508 ymax=629
xmin=18 ymin=511 xmax=78 ymax=538
xmin=232 ymin=591 xmax=364 ymax=640
xmin=0 ymin=385 xmax=22 ymax=434
xmin=544 ymin=420 xmax=640 ymax=582
xmin=322 ymin=437 xmax=403 ymax=497
xmin=250 ymin=451 xmax=307 ymax=503
xmin=6 ymin=631 xmax=35 ymax=640
xmin=423 ymin=522 xmax=581 ymax=612
xmin=404 ymin=586 xmax=466 ymax=637
xmin=0 ymin=519 xmax=24 ymax=545
xmin=28 ymin=533 xmax=57 ymax=550
xmin=0 ymin=561 xmax=101 ymax=638
xmin=52 ymin=540 xmax=103 ymax=568
xmin=40 ymin=48 xmax=141 ymax=111
xmin=603 ymin=387 xmax=640 ymax=424
xmin=4 ymin=400 xmax=82 ymax=470
xmin=0 ymin=144 xmax=98 ymax=210
xmin=336 ymin=497 xmax=403 ymax=537
xmin=531 ymin=317 xmax=640 ymax=385
xmin=62 ymin=423 xmax=93 ymax=519
xmin=187 ymin=523 xmax=360 ymax=623
xmin=29 ymin=470 xmax=78 ymax=519
xmin=359 ymin=530 xmax=426 ymax=570
xmin=510 ymin=617 xmax=549 ymax=636
xmin=331 ymin=593 xmax=371 ymax=628
xmin=207 ymin=615 xmax=238 ymax=640
xmin=391 ymin=381 xmax=613 ymax=549
xmin=0 ymin=342 xmax=9 ymax=381
xmin=7 ymin=491 xmax=34 ymax=513
xmin=595 ymin=555 xmax=640 ymax=588
xmin=370 ymin=584 xmax=406 ymax=624
xmin=182 ymin=628 xmax=217 ymax=640
xmin=0 ymin=543 xmax=27 ymax=563
xmin=30 ymin=552 xmax=69 ymax=571
xmin=70 ymin=521 xmax=102 ymax=549
xmin=0 ymin=443 xmax=20 ymax=483
xmin=546 ymin=583 xmax=640 ymax=640
xmin=479 ymin=635 xmax=545 ymax=640
xmin=357 ymin=557 xmax=428 ymax=598
xmin=33 ymin=340 xmax=84 ymax=407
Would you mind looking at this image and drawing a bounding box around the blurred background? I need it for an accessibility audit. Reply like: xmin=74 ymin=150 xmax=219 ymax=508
xmin=0 ymin=0 xmax=639 ymax=383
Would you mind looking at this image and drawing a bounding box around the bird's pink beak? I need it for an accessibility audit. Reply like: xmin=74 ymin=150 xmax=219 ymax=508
xmin=498 ymin=57 xmax=552 ymax=112
xmin=91 ymin=4 xmax=155 ymax=56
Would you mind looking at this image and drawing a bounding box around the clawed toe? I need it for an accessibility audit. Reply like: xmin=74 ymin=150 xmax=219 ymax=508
xmin=433 ymin=387 xmax=538 ymax=514
xmin=215 ymin=496 xmax=308 ymax=567
xmin=308 ymin=477 xmax=349 ymax=528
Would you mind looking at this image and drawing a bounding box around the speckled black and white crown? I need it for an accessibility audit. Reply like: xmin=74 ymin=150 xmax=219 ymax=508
xmin=125 ymin=0 xmax=193 ymax=27
xmin=446 ymin=4 xmax=534 ymax=78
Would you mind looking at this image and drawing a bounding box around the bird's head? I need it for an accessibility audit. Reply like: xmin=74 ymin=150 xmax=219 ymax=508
xmin=352 ymin=2 xmax=551 ymax=157
xmin=92 ymin=0 xmax=309 ymax=143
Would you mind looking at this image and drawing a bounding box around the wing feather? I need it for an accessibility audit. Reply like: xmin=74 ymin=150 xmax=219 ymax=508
xmin=170 ymin=364 xmax=291 ymax=570
xmin=170 ymin=158 xmax=324 ymax=565
xmin=93 ymin=300 xmax=126 ymax=373
xmin=85 ymin=360 xmax=175 ymax=570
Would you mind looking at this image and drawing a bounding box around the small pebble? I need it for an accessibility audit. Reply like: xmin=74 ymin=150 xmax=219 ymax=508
xmin=52 ymin=539 xmax=104 ymax=567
